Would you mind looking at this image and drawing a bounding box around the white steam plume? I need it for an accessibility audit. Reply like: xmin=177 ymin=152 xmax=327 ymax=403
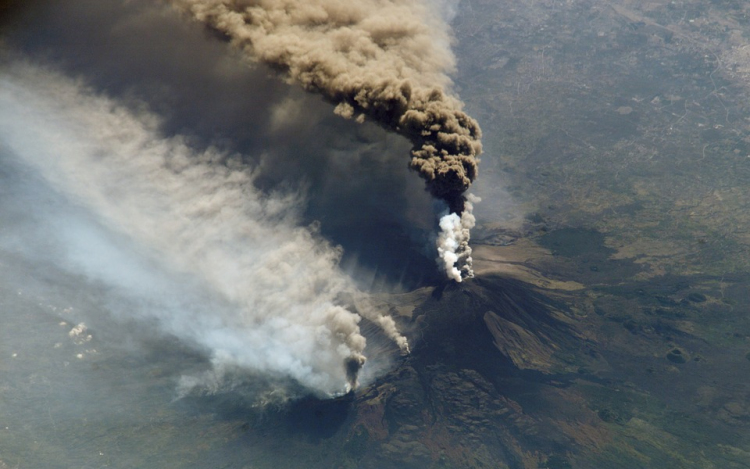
xmin=437 ymin=194 xmax=479 ymax=282
xmin=0 ymin=60 xmax=409 ymax=395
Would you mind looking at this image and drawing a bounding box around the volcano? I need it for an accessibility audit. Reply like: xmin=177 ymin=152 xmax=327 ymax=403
xmin=214 ymin=272 xmax=603 ymax=469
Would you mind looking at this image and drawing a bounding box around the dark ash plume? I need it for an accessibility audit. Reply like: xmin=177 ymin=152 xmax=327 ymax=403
xmin=168 ymin=0 xmax=483 ymax=277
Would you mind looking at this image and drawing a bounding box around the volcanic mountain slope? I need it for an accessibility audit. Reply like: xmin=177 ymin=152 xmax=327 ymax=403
xmin=341 ymin=276 xmax=602 ymax=469
xmin=215 ymin=274 xmax=605 ymax=469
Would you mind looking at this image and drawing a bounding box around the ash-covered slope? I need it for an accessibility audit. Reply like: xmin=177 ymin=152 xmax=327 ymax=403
xmin=409 ymin=276 xmax=581 ymax=375
xmin=224 ymin=275 xmax=601 ymax=469
xmin=340 ymin=275 xmax=595 ymax=469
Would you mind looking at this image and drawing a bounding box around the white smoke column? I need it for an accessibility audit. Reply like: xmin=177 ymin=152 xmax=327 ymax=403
xmin=0 ymin=61 xmax=389 ymax=395
xmin=437 ymin=194 xmax=479 ymax=282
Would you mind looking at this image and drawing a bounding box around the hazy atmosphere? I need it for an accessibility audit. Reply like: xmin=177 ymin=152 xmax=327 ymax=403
xmin=2 ymin=0 xmax=750 ymax=468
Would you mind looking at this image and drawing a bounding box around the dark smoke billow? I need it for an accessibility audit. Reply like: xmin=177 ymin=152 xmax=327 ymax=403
xmin=168 ymin=0 xmax=483 ymax=280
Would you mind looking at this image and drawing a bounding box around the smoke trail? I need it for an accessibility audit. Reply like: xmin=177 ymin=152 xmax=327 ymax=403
xmin=167 ymin=0 xmax=482 ymax=280
xmin=350 ymin=291 xmax=410 ymax=353
xmin=0 ymin=60 xmax=411 ymax=395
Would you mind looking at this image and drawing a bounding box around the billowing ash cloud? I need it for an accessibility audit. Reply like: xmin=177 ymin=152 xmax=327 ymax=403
xmin=0 ymin=61 xmax=408 ymax=395
xmin=167 ymin=0 xmax=483 ymax=279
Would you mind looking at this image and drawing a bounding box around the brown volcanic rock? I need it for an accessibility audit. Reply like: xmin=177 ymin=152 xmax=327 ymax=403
xmin=410 ymin=275 xmax=582 ymax=376
xmin=484 ymin=311 xmax=557 ymax=372
xmin=341 ymin=275 xmax=596 ymax=468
